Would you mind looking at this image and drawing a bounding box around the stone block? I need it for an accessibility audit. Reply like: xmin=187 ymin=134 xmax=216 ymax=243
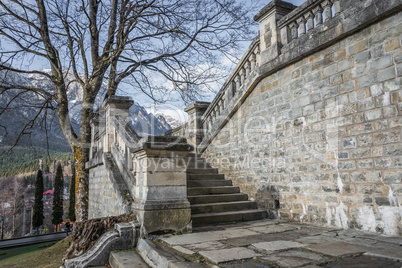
xmin=199 ymin=248 xmax=261 ymax=264
xmin=378 ymin=67 xmax=396 ymax=82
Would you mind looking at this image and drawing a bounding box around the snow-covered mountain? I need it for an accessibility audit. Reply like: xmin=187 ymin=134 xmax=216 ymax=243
xmin=155 ymin=113 xmax=184 ymax=130
xmin=0 ymin=71 xmax=175 ymax=150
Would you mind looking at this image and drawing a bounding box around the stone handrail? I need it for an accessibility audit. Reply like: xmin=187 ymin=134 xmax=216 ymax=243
xmin=201 ymin=38 xmax=261 ymax=134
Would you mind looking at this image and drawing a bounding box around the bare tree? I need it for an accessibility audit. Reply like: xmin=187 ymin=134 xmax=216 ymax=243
xmin=0 ymin=0 xmax=256 ymax=221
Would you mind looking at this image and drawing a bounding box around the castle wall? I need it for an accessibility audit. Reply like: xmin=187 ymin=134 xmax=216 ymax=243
xmin=203 ymin=11 xmax=402 ymax=235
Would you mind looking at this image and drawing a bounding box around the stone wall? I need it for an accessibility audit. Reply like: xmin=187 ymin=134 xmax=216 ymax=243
xmin=88 ymin=162 xmax=131 ymax=219
xmin=203 ymin=10 xmax=402 ymax=235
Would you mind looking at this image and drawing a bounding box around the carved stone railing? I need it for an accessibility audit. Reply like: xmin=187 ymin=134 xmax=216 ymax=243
xmin=278 ymin=0 xmax=341 ymax=46
xmin=87 ymin=96 xmax=193 ymax=234
xmin=201 ymin=38 xmax=261 ymax=138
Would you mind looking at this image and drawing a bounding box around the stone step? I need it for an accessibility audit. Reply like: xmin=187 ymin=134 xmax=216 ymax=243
xmin=191 ymin=210 xmax=268 ymax=227
xmin=188 ymin=153 xmax=203 ymax=158
xmin=187 ymin=186 xmax=240 ymax=195
xmin=109 ymin=250 xmax=149 ymax=268
xmin=187 ymin=179 xmax=232 ymax=187
xmin=187 ymin=174 xmax=225 ymax=180
xmin=137 ymin=238 xmax=204 ymax=268
xmin=187 ymin=168 xmax=219 ymax=174
xmin=188 ymin=193 xmax=248 ymax=204
xmin=191 ymin=200 xmax=258 ymax=214
xmin=186 ymin=162 xmax=212 ymax=169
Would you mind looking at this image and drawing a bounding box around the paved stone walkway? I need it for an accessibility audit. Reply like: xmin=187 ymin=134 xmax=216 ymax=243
xmin=158 ymin=220 xmax=402 ymax=267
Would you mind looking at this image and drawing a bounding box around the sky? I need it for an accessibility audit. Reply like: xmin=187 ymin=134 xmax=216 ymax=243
xmin=144 ymin=0 xmax=306 ymax=121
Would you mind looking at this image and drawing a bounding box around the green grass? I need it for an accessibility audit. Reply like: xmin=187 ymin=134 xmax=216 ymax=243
xmin=0 ymin=237 xmax=71 ymax=268
xmin=0 ymin=241 xmax=56 ymax=262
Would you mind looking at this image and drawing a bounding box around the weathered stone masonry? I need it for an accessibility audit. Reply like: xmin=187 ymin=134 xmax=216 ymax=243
xmin=173 ymin=0 xmax=402 ymax=235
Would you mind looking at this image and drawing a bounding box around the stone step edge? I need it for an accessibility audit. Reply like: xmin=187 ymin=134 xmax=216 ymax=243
xmin=187 ymin=193 xmax=248 ymax=198
xmin=190 ymin=200 xmax=257 ymax=208
xmin=137 ymin=238 xmax=203 ymax=268
xmin=191 ymin=209 xmax=268 ymax=218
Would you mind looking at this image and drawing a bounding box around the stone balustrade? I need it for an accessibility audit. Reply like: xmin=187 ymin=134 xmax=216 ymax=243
xmin=87 ymin=96 xmax=193 ymax=234
xmin=201 ymin=38 xmax=261 ymax=138
xmin=278 ymin=0 xmax=341 ymax=45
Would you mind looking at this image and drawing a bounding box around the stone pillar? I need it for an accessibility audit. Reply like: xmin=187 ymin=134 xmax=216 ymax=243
xmin=132 ymin=136 xmax=193 ymax=234
xmin=254 ymin=0 xmax=296 ymax=64
xmin=313 ymin=6 xmax=323 ymax=26
xmin=102 ymin=96 xmax=133 ymax=153
xmin=184 ymin=101 xmax=210 ymax=152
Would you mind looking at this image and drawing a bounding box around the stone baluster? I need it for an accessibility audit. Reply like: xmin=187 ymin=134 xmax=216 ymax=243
xmin=304 ymin=11 xmax=315 ymax=32
xmin=235 ymin=75 xmax=240 ymax=93
xmin=255 ymin=46 xmax=260 ymax=67
xmin=220 ymin=99 xmax=225 ymax=112
xmin=332 ymin=0 xmax=341 ymax=16
xmin=297 ymin=17 xmax=307 ymax=35
xmin=245 ymin=61 xmax=251 ymax=78
xmin=250 ymin=53 xmax=257 ymax=72
xmin=240 ymin=68 xmax=245 ymax=86
xmin=322 ymin=0 xmax=332 ymax=21
xmin=289 ymin=22 xmax=298 ymax=40
xmin=313 ymin=6 xmax=323 ymax=26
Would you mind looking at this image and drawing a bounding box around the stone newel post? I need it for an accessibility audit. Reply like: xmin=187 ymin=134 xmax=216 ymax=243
xmin=254 ymin=0 xmax=296 ymax=64
xmin=184 ymin=101 xmax=210 ymax=152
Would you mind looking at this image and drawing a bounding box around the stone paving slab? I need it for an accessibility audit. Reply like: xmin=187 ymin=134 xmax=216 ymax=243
xmin=183 ymin=241 xmax=229 ymax=252
xmin=295 ymin=235 xmax=343 ymax=245
xmin=199 ymin=247 xmax=261 ymax=264
xmin=224 ymin=232 xmax=301 ymax=247
xmin=306 ymin=241 xmax=370 ymax=257
xmin=363 ymin=241 xmax=402 ymax=261
xmin=325 ymin=255 xmax=401 ymax=268
xmin=173 ymin=246 xmax=195 ymax=255
xmin=262 ymin=249 xmax=329 ymax=268
xmin=249 ymin=224 xmax=299 ymax=234
xmin=158 ymin=220 xmax=402 ymax=268
xmin=252 ymin=240 xmax=307 ymax=252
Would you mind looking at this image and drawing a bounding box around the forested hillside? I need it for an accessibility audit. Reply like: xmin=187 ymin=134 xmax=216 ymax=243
xmin=0 ymin=147 xmax=72 ymax=178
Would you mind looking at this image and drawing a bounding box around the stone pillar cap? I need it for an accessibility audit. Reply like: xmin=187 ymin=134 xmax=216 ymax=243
xmin=254 ymin=0 xmax=297 ymax=22
xmin=102 ymin=95 xmax=134 ymax=109
xmin=184 ymin=101 xmax=211 ymax=113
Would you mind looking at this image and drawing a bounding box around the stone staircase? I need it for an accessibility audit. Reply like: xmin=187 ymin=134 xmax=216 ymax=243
xmin=186 ymin=153 xmax=267 ymax=227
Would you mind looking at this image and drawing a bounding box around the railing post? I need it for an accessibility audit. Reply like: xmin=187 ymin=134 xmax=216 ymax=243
xmin=102 ymin=96 xmax=134 ymax=153
xmin=254 ymin=0 xmax=296 ymax=64
xmin=184 ymin=101 xmax=210 ymax=152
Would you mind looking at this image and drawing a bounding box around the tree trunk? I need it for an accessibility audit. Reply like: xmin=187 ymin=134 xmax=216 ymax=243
xmin=73 ymin=146 xmax=89 ymax=222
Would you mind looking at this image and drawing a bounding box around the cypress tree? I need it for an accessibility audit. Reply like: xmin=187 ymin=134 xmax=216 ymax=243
xmin=67 ymin=167 xmax=76 ymax=222
xmin=32 ymin=169 xmax=44 ymax=232
xmin=52 ymin=164 xmax=64 ymax=231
